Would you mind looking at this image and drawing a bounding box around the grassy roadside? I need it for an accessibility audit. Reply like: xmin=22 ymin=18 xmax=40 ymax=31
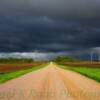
xmin=68 ymin=67 xmax=100 ymax=82
xmin=0 ymin=63 xmax=48 ymax=83
xmin=57 ymin=64 xmax=100 ymax=82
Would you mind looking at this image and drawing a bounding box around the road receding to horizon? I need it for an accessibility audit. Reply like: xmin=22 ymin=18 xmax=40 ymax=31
xmin=0 ymin=63 xmax=100 ymax=100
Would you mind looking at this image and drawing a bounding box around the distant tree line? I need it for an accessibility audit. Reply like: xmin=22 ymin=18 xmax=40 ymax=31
xmin=52 ymin=56 xmax=77 ymax=63
xmin=0 ymin=58 xmax=34 ymax=63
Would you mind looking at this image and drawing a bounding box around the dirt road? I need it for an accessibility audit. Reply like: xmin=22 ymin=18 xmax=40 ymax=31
xmin=0 ymin=63 xmax=100 ymax=100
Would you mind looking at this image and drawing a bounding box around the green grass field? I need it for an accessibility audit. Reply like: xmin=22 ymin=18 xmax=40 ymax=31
xmin=59 ymin=65 xmax=100 ymax=82
xmin=0 ymin=64 xmax=46 ymax=83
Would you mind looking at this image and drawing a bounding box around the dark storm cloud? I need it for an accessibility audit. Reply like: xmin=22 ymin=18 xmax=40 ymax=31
xmin=0 ymin=0 xmax=100 ymax=19
xmin=0 ymin=16 xmax=100 ymax=52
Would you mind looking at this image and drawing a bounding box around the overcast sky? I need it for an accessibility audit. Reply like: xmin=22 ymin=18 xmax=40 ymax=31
xmin=0 ymin=0 xmax=100 ymax=57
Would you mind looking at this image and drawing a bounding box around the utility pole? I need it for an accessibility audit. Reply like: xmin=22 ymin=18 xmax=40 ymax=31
xmin=98 ymin=51 xmax=100 ymax=62
xmin=91 ymin=51 xmax=93 ymax=64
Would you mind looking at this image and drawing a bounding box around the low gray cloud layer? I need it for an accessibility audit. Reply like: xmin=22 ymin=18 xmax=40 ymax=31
xmin=0 ymin=52 xmax=69 ymax=60
xmin=0 ymin=16 xmax=100 ymax=52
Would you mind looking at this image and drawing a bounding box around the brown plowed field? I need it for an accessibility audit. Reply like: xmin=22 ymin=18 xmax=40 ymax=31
xmin=0 ymin=62 xmax=46 ymax=73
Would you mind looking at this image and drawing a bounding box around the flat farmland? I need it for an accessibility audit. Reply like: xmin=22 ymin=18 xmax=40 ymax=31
xmin=0 ymin=62 xmax=47 ymax=73
xmin=0 ymin=62 xmax=47 ymax=83
xmin=0 ymin=63 xmax=100 ymax=100
xmin=58 ymin=61 xmax=100 ymax=68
